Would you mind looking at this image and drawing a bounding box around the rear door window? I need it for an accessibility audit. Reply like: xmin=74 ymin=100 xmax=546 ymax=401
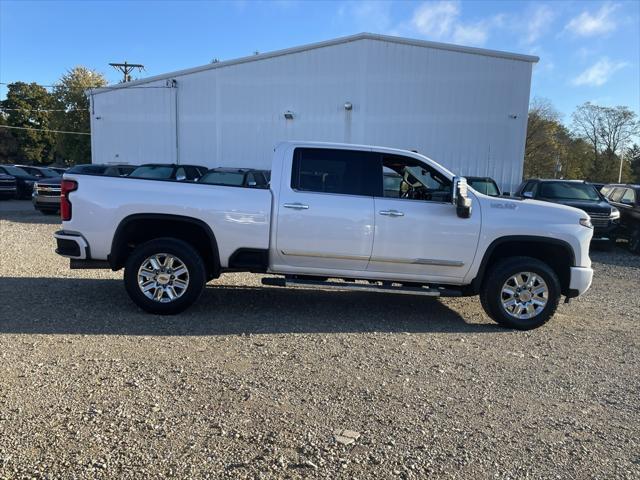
xmin=291 ymin=148 xmax=378 ymax=196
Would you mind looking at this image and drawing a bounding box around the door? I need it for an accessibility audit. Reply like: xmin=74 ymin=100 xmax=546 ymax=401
xmin=367 ymin=153 xmax=481 ymax=282
xmin=275 ymin=147 xmax=377 ymax=271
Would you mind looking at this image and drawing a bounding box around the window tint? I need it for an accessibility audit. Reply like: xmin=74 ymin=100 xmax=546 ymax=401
xmin=468 ymin=179 xmax=499 ymax=196
xmin=199 ymin=171 xmax=245 ymax=186
xmin=621 ymin=188 xmax=636 ymax=204
xmin=539 ymin=182 xmax=600 ymax=201
xmin=522 ymin=181 xmax=537 ymax=195
xmin=131 ymin=165 xmax=174 ymax=179
xmin=610 ymin=187 xmax=626 ymax=202
xmin=379 ymin=154 xmax=451 ymax=202
xmin=291 ymin=148 xmax=377 ymax=196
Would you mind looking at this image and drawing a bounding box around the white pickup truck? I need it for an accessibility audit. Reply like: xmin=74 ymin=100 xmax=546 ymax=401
xmin=54 ymin=141 xmax=594 ymax=330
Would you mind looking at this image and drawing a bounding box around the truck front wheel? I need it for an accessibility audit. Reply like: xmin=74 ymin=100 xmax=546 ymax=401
xmin=124 ymin=238 xmax=206 ymax=315
xmin=480 ymin=256 xmax=561 ymax=330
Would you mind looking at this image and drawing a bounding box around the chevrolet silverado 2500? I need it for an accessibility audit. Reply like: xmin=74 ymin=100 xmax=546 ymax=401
xmin=54 ymin=142 xmax=594 ymax=330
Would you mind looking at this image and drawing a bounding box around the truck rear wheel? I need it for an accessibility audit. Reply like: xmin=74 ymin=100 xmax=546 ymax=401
xmin=124 ymin=238 xmax=206 ymax=315
xmin=480 ymin=256 xmax=561 ymax=330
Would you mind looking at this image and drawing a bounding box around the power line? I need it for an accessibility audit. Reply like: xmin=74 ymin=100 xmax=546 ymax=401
xmin=0 ymin=125 xmax=90 ymax=136
xmin=0 ymin=81 xmax=171 ymax=91
xmin=0 ymin=107 xmax=88 ymax=113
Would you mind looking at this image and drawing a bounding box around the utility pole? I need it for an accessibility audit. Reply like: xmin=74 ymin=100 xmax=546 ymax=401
xmin=109 ymin=61 xmax=145 ymax=83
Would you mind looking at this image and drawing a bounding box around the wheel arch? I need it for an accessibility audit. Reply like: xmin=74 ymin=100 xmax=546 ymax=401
xmin=109 ymin=213 xmax=220 ymax=279
xmin=470 ymin=236 xmax=575 ymax=295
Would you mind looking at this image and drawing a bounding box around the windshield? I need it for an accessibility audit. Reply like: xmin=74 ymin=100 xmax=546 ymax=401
xmin=199 ymin=171 xmax=245 ymax=186
xmin=130 ymin=165 xmax=174 ymax=179
xmin=1 ymin=165 xmax=29 ymax=176
xmin=539 ymin=182 xmax=600 ymax=201
xmin=468 ymin=179 xmax=499 ymax=196
xmin=39 ymin=168 xmax=59 ymax=178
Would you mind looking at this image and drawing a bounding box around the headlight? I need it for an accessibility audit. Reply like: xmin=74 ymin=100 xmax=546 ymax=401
xmin=33 ymin=183 xmax=38 ymax=192
xmin=609 ymin=207 xmax=620 ymax=220
xmin=580 ymin=217 xmax=593 ymax=229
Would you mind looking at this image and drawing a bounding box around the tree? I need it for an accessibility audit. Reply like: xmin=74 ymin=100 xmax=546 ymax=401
xmin=52 ymin=66 xmax=107 ymax=165
xmin=572 ymin=102 xmax=639 ymax=182
xmin=524 ymin=98 xmax=563 ymax=178
xmin=1 ymin=82 xmax=56 ymax=164
xmin=0 ymin=115 xmax=20 ymax=163
xmin=627 ymin=143 xmax=640 ymax=183
xmin=598 ymin=106 xmax=638 ymax=182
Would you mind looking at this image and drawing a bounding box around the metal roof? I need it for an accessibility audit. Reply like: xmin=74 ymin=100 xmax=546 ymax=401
xmin=90 ymin=32 xmax=539 ymax=94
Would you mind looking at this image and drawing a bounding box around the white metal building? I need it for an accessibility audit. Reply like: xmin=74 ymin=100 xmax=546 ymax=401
xmin=89 ymin=33 xmax=538 ymax=192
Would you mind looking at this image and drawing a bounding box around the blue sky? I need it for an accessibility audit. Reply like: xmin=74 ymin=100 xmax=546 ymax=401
xmin=1 ymin=0 xmax=638 ymax=122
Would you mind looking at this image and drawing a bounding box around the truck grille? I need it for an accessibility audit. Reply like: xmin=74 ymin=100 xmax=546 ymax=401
xmin=0 ymin=178 xmax=16 ymax=186
xmin=588 ymin=212 xmax=610 ymax=228
xmin=36 ymin=184 xmax=61 ymax=197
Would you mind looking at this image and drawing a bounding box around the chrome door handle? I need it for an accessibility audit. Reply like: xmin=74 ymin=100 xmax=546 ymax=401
xmin=283 ymin=203 xmax=309 ymax=210
xmin=379 ymin=210 xmax=404 ymax=217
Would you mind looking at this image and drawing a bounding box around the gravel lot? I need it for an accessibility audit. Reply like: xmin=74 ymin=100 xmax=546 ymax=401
xmin=1 ymin=199 xmax=639 ymax=479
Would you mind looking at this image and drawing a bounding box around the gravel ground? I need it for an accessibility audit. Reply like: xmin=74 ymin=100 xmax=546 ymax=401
xmin=1 ymin=200 xmax=639 ymax=479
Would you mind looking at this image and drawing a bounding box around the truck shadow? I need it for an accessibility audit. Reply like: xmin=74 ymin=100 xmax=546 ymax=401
xmin=0 ymin=277 xmax=504 ymax=335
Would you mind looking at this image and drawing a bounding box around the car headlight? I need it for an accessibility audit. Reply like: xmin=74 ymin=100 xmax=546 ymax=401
xmin=580 ymin=217 xmax=593 ymax=229
xmin=609 ymin=207 xmax=620 ymax=220
xmin=33 ymin=183 xmax=38 ymax=192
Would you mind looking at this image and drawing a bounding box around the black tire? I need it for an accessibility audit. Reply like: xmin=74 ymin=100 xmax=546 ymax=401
xmin=628 ymin=226 xmax=640 ymax=254
xmin=124 ymin=238 xmax=206 ymax=315
xmin=480 ymin=256 xmax=561 ymax=330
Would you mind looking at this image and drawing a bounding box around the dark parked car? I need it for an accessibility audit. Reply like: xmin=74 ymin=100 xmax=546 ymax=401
xmin=13 ymin=165 xmax=60 ymax=179
xmin=466 ymin=176 xmax=501 ymax=197
xmin=198 ymin=168 xmax=270 ymax=188
xmin=129 ymin=164 xmax=207 ymax=181
xmin=0 ymin=165 xmax=39 ymax=199
xmin=602 ymin=184 xmax=640 ymax=253
xmin=515 ymin=179 xmax=620 ymax=244
xmin=0 ymin=173 xmax=17 ymax=199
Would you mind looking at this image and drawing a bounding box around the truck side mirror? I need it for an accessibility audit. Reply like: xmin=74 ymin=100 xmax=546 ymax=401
xmin=452 ymin=176 xmax=472 ymax=218
xmin=522 ymin=191 xmax=534 ymax=199
xmin=176 ymin=174 xmax=187 ymax=181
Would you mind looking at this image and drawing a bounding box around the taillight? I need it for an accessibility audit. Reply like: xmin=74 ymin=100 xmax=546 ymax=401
xmin=60 ymin=179 xmax=78 ymax=221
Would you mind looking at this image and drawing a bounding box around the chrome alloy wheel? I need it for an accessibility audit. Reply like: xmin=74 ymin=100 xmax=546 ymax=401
xmin=500 ymin=272 xmax=548 ymax=320
xmin=137 ymin=253 xmax=190 ymax=303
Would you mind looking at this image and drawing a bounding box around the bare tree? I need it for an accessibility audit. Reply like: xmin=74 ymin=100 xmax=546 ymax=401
xmin=597 ymin=106 xmax=639 ymax=181
xmin=571 ymin=102 xmax=602 ymax=176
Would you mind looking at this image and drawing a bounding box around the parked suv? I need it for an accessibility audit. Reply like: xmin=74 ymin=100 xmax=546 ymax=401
xmin=198 ymin=168 xmax=269 ymax=188
xmin=129 ymin=164 xmax=207 ymax=181
xmin=602 ymin=184 xmax=640 ymax=253
xmin=0 ymin=165 xmax=39 ymax=199
xmin=515 ymin=179 xmax=619 ymax=245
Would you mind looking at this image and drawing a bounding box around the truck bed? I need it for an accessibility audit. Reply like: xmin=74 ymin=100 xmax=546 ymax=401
xmin=62 ymin=174 xmax=272 ymax=267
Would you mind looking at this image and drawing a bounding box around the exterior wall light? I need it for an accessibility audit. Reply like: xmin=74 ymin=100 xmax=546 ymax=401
xmin=344 ymin=102 xmax=353 ymax=111
xmin=284 ymin=110 xmax=294 ymax=119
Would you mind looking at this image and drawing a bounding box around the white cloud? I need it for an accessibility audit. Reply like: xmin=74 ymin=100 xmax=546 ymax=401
xmin=525 ymin=5 xmax=555 ymax=44
xmin=565 ymin=2 xmax=618 ymax=37
xmin=409 ymin=1 xmax=502 ymax=47
xmin=571 ymin=58 xmax=628 ymax=86
xmin=412 ymin=1 xmax=460 ymax=39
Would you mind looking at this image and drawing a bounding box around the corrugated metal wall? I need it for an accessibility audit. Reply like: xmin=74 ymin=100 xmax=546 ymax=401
xmin=91 ymin=37 xmax=533 ymax=192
